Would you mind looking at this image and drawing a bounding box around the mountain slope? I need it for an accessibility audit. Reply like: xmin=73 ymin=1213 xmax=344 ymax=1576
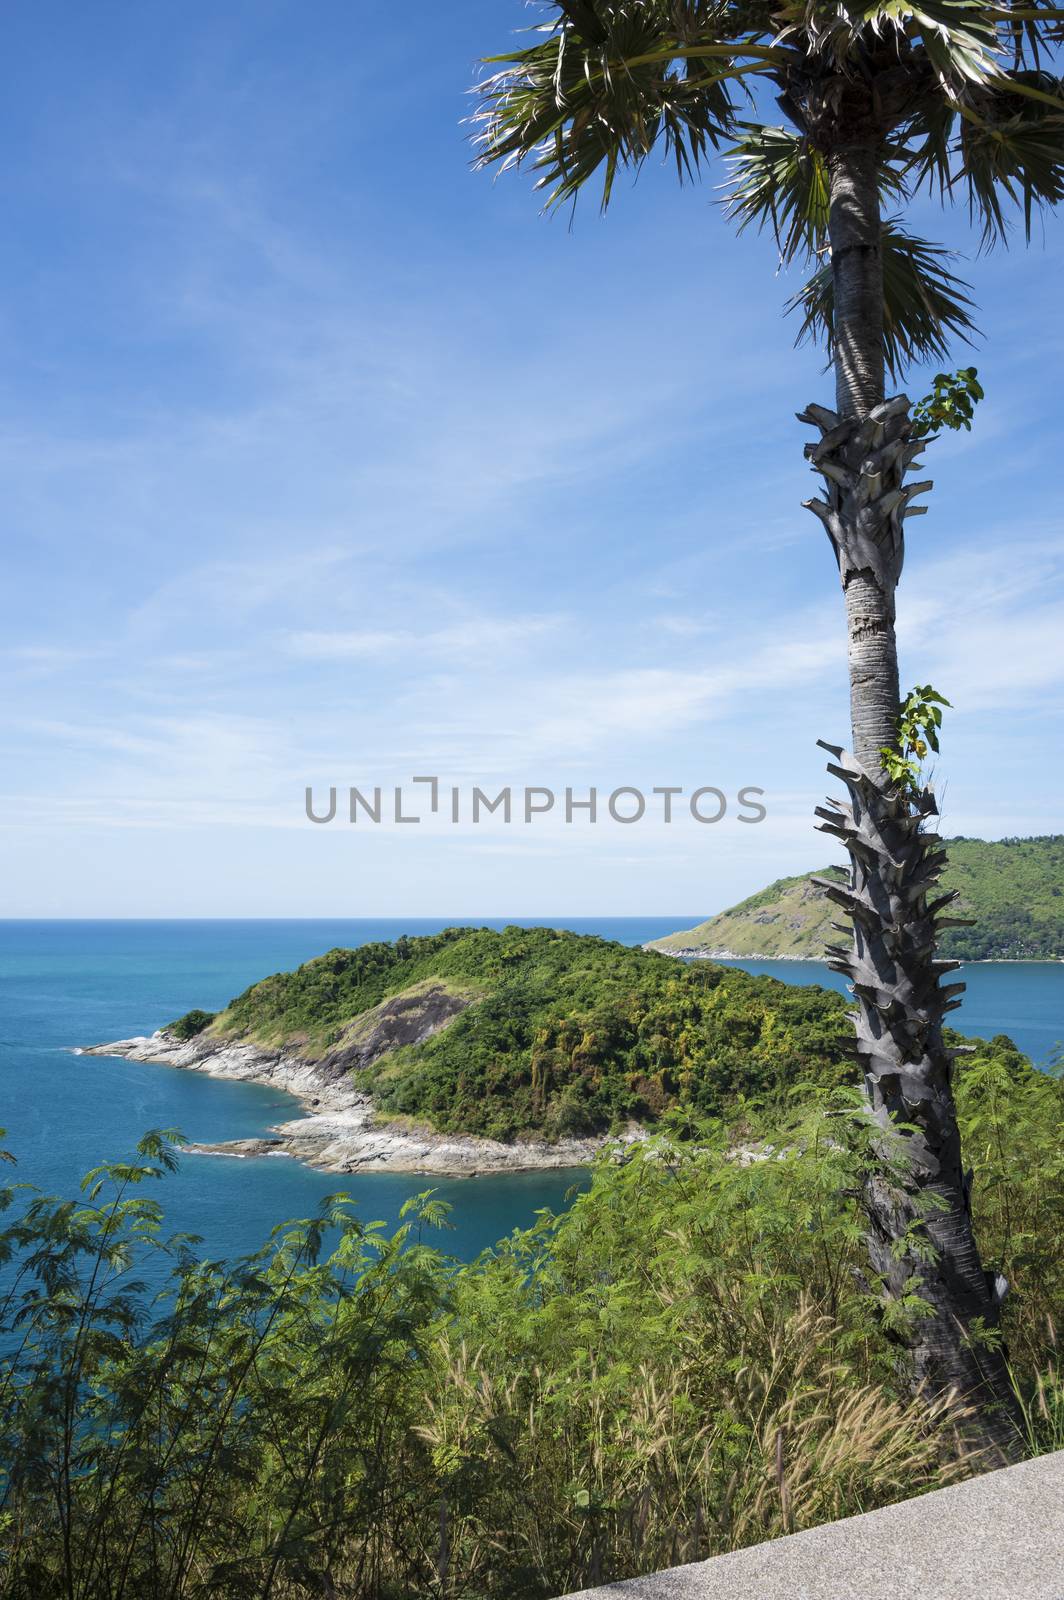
xmin=650 ymin=836 xmax=1064 ymax=961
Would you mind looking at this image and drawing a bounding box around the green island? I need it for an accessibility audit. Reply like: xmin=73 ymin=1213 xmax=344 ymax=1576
xmin=649 ymin=835 xmax=1064 ymax=962
xmin=174 ymin=925 xmax=894 ymax=1141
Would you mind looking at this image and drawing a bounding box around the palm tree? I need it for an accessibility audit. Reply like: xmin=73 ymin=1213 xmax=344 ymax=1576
xmin=472 ymin=0 xmax=1064 ymax=1459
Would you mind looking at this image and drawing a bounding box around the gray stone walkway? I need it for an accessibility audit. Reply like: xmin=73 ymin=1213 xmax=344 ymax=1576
xmin=566 ymin=1449 xmax=1064 ymax=1600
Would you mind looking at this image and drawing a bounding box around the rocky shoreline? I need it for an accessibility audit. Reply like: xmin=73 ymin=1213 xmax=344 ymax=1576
xmin=648 ymin=946 xmax=806 ymax=961
xmin=651 ymin=946 xmax=1061 ymax=964
xmin=81 ymin=1029 xmax=618 ymax=1176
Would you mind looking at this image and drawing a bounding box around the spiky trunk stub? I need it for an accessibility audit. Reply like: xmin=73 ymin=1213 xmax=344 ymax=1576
xmin=812 ymin=749 xmax=1021 ymax=1460
xmin=800 ymin=398 xmax=1023 ymax=1462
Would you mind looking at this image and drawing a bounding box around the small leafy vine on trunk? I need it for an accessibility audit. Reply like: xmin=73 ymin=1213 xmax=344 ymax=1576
xmin=880 ymin=685 xmax=951 ymax=797
xmin=912 ymin=367 xmax=984 ymax=439
xmin=882 ymin=370 xmax=981 ymax=795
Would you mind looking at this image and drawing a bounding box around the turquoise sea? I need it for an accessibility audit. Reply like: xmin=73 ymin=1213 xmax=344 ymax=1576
xmin=1 ymin=920 xmax=1060 ymax=1264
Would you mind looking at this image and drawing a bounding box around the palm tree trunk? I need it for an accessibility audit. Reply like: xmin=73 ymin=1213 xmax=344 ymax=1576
xmin=829 ymin=146 xmax=886 ymax=420
xmin=828 ymin=146 xmax=901 ymax=778
xmin=800 ymin=145 xmax=1022 ymax=1461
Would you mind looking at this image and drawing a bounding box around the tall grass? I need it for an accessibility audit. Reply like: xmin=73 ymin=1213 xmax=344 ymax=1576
xmin=414 ymin=1300 xmax=964 ymax=1594
xmin=0 ymin=1053 xmax=1060 ymax=1598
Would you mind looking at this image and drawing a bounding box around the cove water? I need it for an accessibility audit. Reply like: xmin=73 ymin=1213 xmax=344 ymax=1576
xmin=0 ymin=920 xmax=1060 ymax=1265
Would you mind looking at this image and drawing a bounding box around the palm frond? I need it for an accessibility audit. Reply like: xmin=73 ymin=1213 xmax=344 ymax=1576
xmin=472 ymin=2 xmax=787 ymax=210
xmin=773 ymin=0 xmax=1002 ymax=88
xmin=904 ymin=0 xmax=1002 ymax=89
xmin=990 ymin=3 xmax=1064 ymax=72
xmin=726 ymin=126 xmax=831 ymax=264
xmin=906 ymin=67 xmax=1064 ymax=244
xmin=903 ymin=93 xmax=958 ymax=202
xmin=958 ymin=72 xmax=1064 ymax=241
xmin=789 ymin=223 xmax=978 ymax=380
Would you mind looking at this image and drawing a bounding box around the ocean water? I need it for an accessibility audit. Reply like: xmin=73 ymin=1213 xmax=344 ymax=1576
xmin=0 ymin=920 xmax=1060 ymax=1265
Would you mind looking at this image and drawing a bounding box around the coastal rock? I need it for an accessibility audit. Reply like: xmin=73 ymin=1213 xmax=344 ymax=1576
xmin=83 ymin=1027 xmax=621 ymax=1177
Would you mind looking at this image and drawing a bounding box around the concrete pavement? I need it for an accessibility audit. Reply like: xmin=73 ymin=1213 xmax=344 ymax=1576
xmin=565 ymin=1449 xmax=1064 ymax=1600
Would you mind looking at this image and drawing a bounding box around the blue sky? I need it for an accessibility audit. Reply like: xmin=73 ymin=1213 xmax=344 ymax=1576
xmin=2 ymin=1 xmax=1062 ymax=917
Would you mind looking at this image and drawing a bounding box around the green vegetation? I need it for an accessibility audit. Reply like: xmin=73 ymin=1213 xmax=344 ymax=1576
xmin=168 ymin=1008 xmax=214 ymax=1041
xmin=879 ymin=684 xmax=951 ymax=797
xmin=206 ymin=931 xmax=491 ymax=1051
xmin=174 ymin=927 xmax=861 ymax=1142
xmin=1 ymin=1043 xmax=1061 ymax=1598
xmin=939 ymin=837 xmax=1064 ymax=960
xmin=911 ymin=368 xmax=985 ymax=439
xmin=651 ymin=836 xmax=1064 ymax=963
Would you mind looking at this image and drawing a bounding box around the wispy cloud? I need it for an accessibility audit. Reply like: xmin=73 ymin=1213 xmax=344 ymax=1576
xmin=285 ymin=613 xmax=563 ymax=664
xmin=899 ymin=536 xmax=1064 ymax=710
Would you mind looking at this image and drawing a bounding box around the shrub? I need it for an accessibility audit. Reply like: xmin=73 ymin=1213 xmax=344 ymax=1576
xmin=167 ymin=1007 xmax=215 ymax=1041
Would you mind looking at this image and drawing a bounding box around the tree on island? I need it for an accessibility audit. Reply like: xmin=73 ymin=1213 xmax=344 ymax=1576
xmin=472 ymin=0 xmax=1064 ymax=1459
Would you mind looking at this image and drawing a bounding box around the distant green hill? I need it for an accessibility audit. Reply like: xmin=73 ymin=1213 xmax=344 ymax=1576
xmin=649 ymin=836 xmax=1064 ymax=961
